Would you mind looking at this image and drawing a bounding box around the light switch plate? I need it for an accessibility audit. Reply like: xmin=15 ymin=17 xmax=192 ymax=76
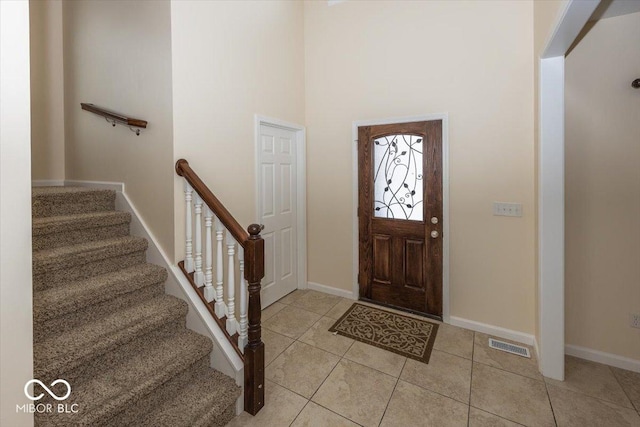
xmin=493 ymin=202 xmax=523 ymax=217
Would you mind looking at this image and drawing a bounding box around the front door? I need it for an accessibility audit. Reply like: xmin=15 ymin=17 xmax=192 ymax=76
xmin=258 ymin=124 xmax=299 ymax=307
xmin=358 ymin=120 xmax=443 ymax=318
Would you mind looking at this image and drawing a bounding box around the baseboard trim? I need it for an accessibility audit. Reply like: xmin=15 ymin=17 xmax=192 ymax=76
xmin=449 ymin=316 xmax=536 ymax=346
xmin=566 ymin=344 xmax=640 ymax=373
xmin=64 ymin=179 xmax=124 ymax=192
xmin=32 ymin=179 xmax=65 ymax=186
xmin=307 ymin=281 xmax=356 ymax=300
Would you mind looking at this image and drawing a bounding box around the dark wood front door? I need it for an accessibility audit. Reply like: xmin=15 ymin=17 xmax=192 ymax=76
xmin=358 ymin=120 xmax=443 ymax=319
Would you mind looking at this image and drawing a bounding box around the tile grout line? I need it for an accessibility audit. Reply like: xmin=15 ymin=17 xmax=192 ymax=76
xmin=542 ymin=378 xmax=559 ymax=426
xmin=377 ymin=358 xmax=406 ymax=427
xmin=262 ymin=325 xmax=297 ymax=368
xmin=608 ymin=364 xmax=638 ymax=413
xmin=468 ymin=405 xmax=529 ymax=427
xmin=398 ymin=376 xmax=473 ymax=407
xmin=341 ymin=351 xmax=405 ymax=379
xmin=544 ymin=377 xmax=639 ymax=412
xmin=304 ymin=341 xmax=354 ymax=421
xmin=313 ymin=401 xmax=366 ymax=426
xmin=431 ymin=346 xmax=473 ymax=361
xmin=473 ymin=359 xmax=546 ymax=383
xmin=287 ymin=400 xmax=311 ymax=427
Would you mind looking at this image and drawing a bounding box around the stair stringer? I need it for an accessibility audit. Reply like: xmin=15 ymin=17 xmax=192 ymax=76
xmin=72 ymin=182 xmax=247 ymax=415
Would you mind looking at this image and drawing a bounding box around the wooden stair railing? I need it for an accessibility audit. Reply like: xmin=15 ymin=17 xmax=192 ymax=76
xmin=175 ymin=159 xmax=265 ymax=415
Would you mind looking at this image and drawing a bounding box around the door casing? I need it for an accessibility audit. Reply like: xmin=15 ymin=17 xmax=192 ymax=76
xmin=352 ymin=114 xmax=450 ymax=322
xmin=255 ymin=115 xmax=307 ymax=307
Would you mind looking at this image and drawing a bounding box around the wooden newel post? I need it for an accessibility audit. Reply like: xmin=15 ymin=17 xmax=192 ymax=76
xmin=243 ymin=223 xmax=265 ymax=415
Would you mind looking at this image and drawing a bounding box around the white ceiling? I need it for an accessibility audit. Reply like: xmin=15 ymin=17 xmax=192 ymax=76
xmin=590 ymin=0 xmax=640 ymax=21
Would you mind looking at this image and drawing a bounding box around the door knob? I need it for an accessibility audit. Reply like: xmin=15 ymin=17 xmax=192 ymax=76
xmin=431 ymin=217 xmax=438 ymax=224
xmin=430 ymin=230 xmax=439 ymax=238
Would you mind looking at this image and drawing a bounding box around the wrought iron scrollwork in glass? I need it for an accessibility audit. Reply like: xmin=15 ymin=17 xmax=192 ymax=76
xmin=373 ymin=134 xmax=424 ymax=221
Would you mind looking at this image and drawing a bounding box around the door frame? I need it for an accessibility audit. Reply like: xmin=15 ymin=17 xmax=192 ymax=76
xmin=537 ymin=0 xmax=600 ymax=380
xmin=352 ymin=114 xmax=450 ymax=322
xmin=254 ymin=115 xmax=308 ymax=297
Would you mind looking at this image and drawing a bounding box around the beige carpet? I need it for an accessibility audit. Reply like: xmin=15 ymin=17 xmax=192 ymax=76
xmin=329 ymin=303 xmax=439 ymax=363
xmin=32 ymin=186 xmax=240 ymax=427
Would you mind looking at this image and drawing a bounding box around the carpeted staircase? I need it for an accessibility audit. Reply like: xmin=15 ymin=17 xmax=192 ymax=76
xmin=31 ymin=186 xmax=240 ymax=427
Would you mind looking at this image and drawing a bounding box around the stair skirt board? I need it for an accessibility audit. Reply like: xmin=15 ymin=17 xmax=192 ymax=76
xmin=31 ymin=184 xmax=243 ymax=426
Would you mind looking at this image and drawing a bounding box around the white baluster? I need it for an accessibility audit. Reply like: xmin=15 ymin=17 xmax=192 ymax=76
xmin=193 ymin=194 xmax=204 ymax=286
xmin=225 ymin=233 xmax=237 ymax=336
xmin=184 ymin=182 xmax=194 ymax=273
xmin=238 ymin=246 xmax=248 ymax=351
xmin=214 ymin=217 xmax=225 ymax=318
xmin=203 ymin=206 xmax=214 ymax=302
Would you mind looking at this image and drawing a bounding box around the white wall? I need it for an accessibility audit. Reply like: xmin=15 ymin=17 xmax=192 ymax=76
xmin=30 ymin=0 xmax=65 ymax=181
xmin=63 ymin=0 xmax=175 ymax=256
xmin=170 ymin=0 xmax=305 ymax=261
xmin=305 ymin=0 xmax=536 ymax=333
xmin=565 ymin=12 xmax=640 ymax=361
xmin=1 ymin=1 xmax=34 ymax=425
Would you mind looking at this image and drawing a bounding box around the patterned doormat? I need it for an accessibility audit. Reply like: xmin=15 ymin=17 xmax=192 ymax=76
xmin=329 ymin=303 xmax=439 ymax=364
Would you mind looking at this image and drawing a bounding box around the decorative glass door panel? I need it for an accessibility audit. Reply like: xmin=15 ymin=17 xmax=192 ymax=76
xmin=373 ymin=134 xmax=424 ymax=221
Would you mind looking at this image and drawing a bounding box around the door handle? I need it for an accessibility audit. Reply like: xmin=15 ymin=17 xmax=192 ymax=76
xmin=430 ymin=230 xmax=439 ymax=238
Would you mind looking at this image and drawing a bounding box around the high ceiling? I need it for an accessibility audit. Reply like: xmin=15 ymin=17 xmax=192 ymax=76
xmin=590 ymin=0 xmax=640 ymax=21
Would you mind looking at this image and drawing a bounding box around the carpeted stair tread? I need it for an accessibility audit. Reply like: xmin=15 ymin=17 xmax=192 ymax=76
xmin=139 ymin=367 xmax=241 ymax=427
xmin=33 ymin=211 xmax=131 ymax=234
xmin=32 ymin=186 xmax=115 ymax=218
xmin=34 ymin=295 xmax=188 ymax=382
xmin=32 ymin=236 xmax=148 ymax=275
xmin=32 ymin=186 xmax=112 ymax=196
xmin=32 ymin=211 xmax=131 ymax=250
xmin=35 ymin=328 xmax=213 ymax=427
xmin=31 ymin=185 xmax=241 ymax=426
xmin=33 ymin=263 xmax=167 ymax=324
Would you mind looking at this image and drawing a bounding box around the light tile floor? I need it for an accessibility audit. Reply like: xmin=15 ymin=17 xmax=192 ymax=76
xmin=228 ymin=290 xmax=640 ymax=427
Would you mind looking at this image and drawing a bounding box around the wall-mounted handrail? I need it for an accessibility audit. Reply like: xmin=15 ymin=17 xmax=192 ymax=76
xmin=175 ymin=159 xmax=265 ymax=416
xmin=80 ymin=103 xmax=147 ymax=135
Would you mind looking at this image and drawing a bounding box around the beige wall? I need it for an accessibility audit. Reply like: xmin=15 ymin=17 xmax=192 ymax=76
xmin=1 ymin=1 xmax=34 ymax=425
xmin=565 ymin=12 xmax=640 ymax=360
xmin=30 ymin=0 xmax=65 ymax=181
xmin=170 ymin=0 xmax=305 ymax=261
xmin=305 ymin=0 xmax=536 ymax=333
xmin=63 ymin=0 xmax=175 ymax=255
xmin=534 ymin=0 xmax=569 ymax=58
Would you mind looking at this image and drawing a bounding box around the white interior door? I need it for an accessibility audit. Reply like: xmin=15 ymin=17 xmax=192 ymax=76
xmin=259 ymin=124 xmax=298 ymax=307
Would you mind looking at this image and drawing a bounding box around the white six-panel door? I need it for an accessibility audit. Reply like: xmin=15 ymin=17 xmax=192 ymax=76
xmin=259 ymin=124 xmax=298 ymax=307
